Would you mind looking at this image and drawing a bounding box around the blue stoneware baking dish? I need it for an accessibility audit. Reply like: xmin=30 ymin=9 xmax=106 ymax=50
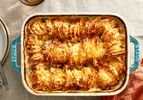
xmin=11 ymin=13 xmax=139 ymax=96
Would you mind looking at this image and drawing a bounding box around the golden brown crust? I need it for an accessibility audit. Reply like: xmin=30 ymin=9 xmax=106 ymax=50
xmin=24 ymin=16 xmax=126 ymax=92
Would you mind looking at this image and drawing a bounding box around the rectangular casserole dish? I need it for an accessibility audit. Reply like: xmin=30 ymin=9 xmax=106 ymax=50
xmin=11 ymin=13 xmax=139 ymax=96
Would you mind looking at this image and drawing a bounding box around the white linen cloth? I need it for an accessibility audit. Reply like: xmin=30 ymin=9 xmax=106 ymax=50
xmin=0 ymin=0 xmax=143 ymax=100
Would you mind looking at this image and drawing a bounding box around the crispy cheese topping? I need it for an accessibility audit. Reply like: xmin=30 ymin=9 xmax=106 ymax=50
xmin=24 ymin=16 xmax=126 ymax=92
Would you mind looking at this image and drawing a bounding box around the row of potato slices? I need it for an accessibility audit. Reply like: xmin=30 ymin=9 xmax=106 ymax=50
xmin=30 ymin=55 xmax=125 ymax=91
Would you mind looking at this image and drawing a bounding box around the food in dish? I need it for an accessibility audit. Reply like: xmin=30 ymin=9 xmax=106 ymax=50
xmin=24 ymin=16 xmax=126 ymax=92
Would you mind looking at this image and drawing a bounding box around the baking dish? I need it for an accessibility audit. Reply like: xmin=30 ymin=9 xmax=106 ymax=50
xmin=11 ymin=13 xmax=139 ymax=96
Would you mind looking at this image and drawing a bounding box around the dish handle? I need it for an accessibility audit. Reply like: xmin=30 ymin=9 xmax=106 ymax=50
xmin=130 ymin=35 xmax=140 ymax=73
xmin=11 ymin=36 xmax=21 ymax=74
